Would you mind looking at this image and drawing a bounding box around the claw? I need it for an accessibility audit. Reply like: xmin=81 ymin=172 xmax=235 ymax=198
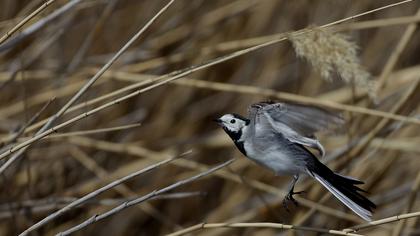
xmin=283 ymin=190 xmax=305 ymax=209
xmin=282 ymin=174 xmax=304 ymax=211
xmin=282 ymin=198 xmax=291 ymax=212
xmin=293 ymin=190 xmax=306 ymax=195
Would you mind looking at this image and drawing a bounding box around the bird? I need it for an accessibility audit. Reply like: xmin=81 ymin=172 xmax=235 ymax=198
xmin=214 ymin=101 xmax=376 ymax=221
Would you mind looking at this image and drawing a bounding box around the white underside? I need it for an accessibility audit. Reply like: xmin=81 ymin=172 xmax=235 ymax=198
xmin=243 ymin=141 xmax=305 ymax=175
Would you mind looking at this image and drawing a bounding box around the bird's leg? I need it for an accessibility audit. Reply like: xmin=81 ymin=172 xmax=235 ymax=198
xmin=282 ymin=174 xmax=304 ymax=210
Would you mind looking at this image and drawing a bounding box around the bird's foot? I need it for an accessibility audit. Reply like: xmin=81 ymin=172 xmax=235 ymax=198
xmin=282 ymin=190 xmax=305 ymax=211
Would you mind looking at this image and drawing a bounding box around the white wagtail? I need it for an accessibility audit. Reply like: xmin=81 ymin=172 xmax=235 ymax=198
xmin=215 ymin=101 xmax=375 ymax=221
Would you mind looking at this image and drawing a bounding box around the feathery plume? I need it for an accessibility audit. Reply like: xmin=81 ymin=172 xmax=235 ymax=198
xmin=289 ymin=27 xmax=376 ymax=98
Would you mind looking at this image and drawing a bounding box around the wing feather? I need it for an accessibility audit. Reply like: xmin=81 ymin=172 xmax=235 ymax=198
xmin=248 ymin=101 xmax=344 ymax=157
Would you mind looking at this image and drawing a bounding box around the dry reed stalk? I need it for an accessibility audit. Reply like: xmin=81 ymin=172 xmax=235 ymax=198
xmin=375 ymin=8 xmax=420 ymax=92
xmin=0 ymin=98 xmax=53 ymax=148
xmin=343 ymin=78 xmax=420 ymax=162
xmin=0 ymin=0 xmax=176 ymax=175
xmin=168 ymin=222 xmax=363 ymax=236
xmin=66 ymin=136 xmax=360 ymax=222
xmin=0 ymin=0 xmax=82 ymax=52
xmin=64 ymin=0 xmax=120 ymax=73
xmin=68 ymin=146 xmax=180 ymax=229
xmin=343 ymin=211 xmax=420 ymax=233
xmin=56 ymin=159 xmax=234 ymax=236
xmin=0 ymin=78 xmax=103 ymax=119
xmin=0 ymin=0 xmax=57 ymax=44
xmin=1 ymin=1 xmax=419 ymax=163
xmin=19 ymin=153 xmax=184 ymax=235
xmin=2 ymin=64 xmax=417 ymax=141
xmin=1 ymin=0 xmax=419 ymax=235
xmin=391 ymin=172 xmax=420 ymax=235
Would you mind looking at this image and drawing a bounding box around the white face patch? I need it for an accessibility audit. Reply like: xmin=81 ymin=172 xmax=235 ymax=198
xmin=219 ymin=114 xmax=247 ymax=132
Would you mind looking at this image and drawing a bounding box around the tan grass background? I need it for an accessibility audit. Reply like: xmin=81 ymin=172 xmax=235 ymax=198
xmin=0 ymin=0 xmax=419 ymax=235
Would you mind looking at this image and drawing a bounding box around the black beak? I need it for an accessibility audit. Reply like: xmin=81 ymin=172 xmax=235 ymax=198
xmin=213 ymin=118 xmax=223 ymax=125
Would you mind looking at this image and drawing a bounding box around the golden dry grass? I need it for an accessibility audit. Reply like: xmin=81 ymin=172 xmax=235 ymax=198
xmin=0 ymin=0 xmax=419 ymax=235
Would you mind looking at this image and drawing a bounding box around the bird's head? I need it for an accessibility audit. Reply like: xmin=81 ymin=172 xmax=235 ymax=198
xmin=214 ymin=114 xmax=249 ymax=138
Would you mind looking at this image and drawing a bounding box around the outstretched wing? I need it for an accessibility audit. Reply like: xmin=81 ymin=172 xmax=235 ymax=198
xmin=248 ymin=101 xmax=344 ymax=157
xmin=257 ymin=102 xmax=344 ymax=135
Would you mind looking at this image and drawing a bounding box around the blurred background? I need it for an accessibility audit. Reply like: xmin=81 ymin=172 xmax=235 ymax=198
xmin=0 ymin=0 xmax=419 ymax=235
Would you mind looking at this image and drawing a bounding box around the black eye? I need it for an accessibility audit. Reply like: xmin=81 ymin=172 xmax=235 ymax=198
xmin=230 ymin=119 xmax=236 ymax=124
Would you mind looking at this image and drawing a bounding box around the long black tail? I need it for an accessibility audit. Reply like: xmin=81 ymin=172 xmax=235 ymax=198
xmin=308 ymin=159 xmax=376 ymax=221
